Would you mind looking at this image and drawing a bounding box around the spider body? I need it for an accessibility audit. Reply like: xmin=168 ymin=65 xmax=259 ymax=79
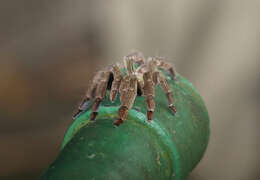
xmin=73 ymin=51 xmax=177 ymax=126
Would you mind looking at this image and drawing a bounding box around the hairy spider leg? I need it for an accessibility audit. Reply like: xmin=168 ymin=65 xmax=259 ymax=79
xmin=72 ymin=71 xmax=102 ymax=119
xmin=114 ymin=75 xmax=137 ymax=126
xmin=157 ymin=72 xmax=177 ymax=114
xmin=90 ymin=70 xmax=111 ymax=121
xmin=150 ymin=56 xmax=177 ymax=80
xmin=110 ymin=63 xmax=123 ymax=102
xmin=143 ymin=71 xmax=156 ymax=122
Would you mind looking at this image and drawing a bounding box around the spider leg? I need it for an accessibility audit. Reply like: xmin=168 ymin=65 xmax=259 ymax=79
xmin=157 ymin=72 xmax=177 ymax=114
xmin=114 ymin=75 xmax=137 ymax=126
xmin=72 ymin=71 xmax=102 ymax=119
xmin=90 ymin=70 xmax=111 ymax=121
xmin=143 ymin=71 xmax=155 ymax=122
xmin=110 ymin=63 xmax=123 ymax=102
xmin=119 ymin=74 xmax=130 ymax=102
xmin=150 ymin=56 xmax=177 ymax=80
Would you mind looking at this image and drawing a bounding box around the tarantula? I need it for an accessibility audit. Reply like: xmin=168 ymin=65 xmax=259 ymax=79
xmin=73 ymin=51 xmax=177 ymax=127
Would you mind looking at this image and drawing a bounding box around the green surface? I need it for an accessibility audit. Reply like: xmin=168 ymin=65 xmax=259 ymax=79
xmin=41 ymin=74 xmax=210 ymax=180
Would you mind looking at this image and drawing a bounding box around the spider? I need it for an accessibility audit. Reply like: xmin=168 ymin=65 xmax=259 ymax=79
xmin=72 ymin=51 xmax=177 ymax=127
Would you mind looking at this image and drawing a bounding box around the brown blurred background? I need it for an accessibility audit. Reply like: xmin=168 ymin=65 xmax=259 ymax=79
xmin=0 ymin=0 xmax=259 ymax=179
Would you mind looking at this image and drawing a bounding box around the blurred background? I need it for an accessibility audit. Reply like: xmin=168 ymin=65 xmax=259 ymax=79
xmin=0 ymin=0 xmax=259 ymax=179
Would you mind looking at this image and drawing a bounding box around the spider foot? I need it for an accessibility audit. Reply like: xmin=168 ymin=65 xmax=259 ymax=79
xmin=147 ymin=111 xmax=154 ymax=122
xmin=90 ymin=98 xmax=102 ymax=121
xmin=114 ymin=106 xmax=129 ymax=127
xmin=79 ymin=97 xmax=90 ymax=111
xmin=72 ymin=109 xmax=83 ymax=120
xmin=90 ymin=112 xmax=98 ymax=121
xmin=113 ymin=119 xmax=124 ymax=127
xmin=169 ymin=104 xmax=177 ymax=114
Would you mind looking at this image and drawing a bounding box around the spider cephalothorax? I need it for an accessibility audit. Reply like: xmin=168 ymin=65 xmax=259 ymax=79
xmin=73 ymin=51 xmax=177 ymax=126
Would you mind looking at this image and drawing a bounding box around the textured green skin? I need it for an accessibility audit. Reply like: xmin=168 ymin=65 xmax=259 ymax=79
xmin=41 ymin=74 xmax=210 ymax=180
